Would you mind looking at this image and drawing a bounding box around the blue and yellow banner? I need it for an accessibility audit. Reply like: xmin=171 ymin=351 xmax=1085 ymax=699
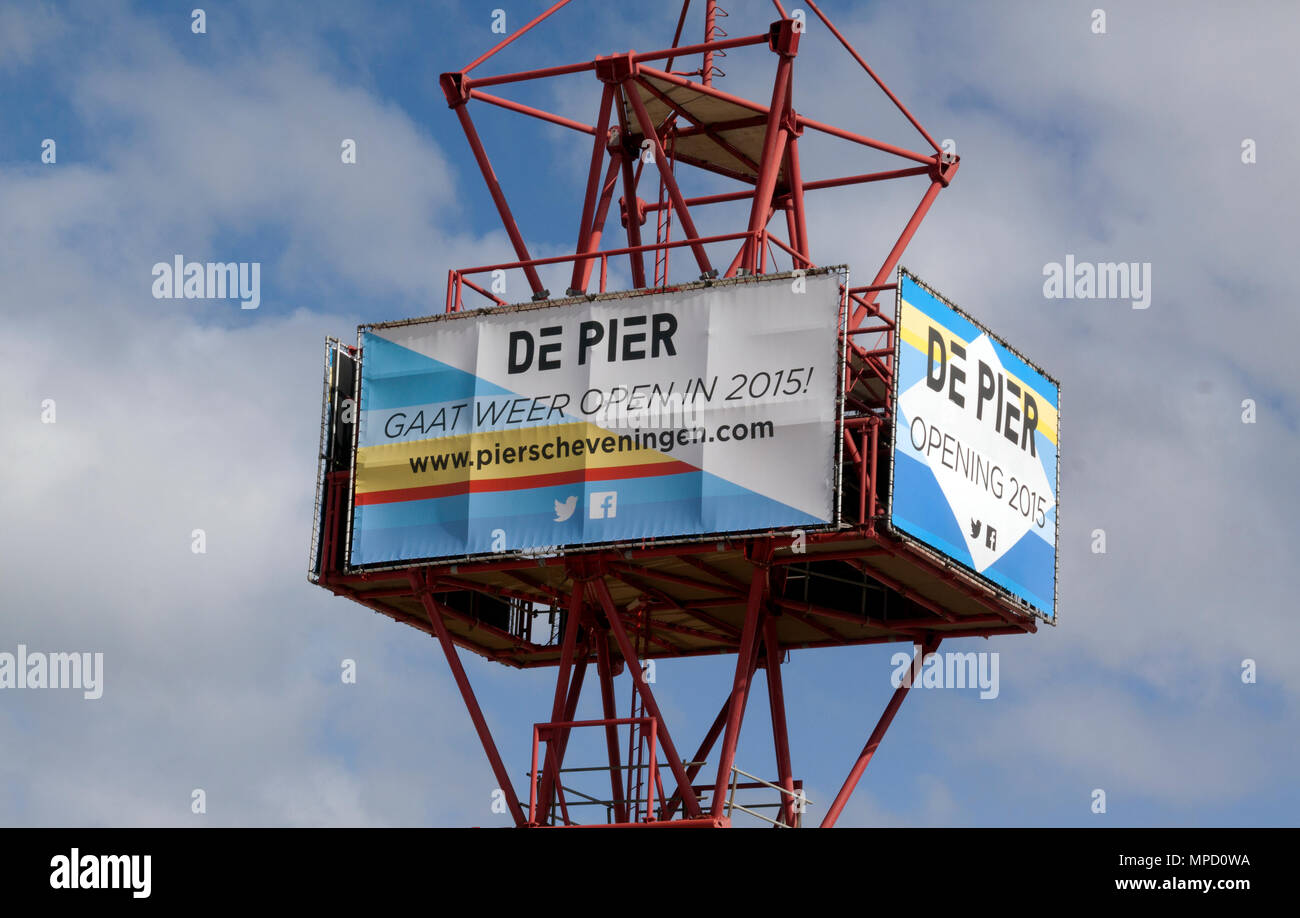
xmin=890 ymin=270 xmax=1059 ymax=618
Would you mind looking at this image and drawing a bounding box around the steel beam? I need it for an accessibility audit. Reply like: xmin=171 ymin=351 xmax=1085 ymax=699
xmin=450 ymin=103 xmax=546 ymax=296
xmin=590 ymin=577 xmax=703 ymax=819
xmin=411 ymin=574 xmax=525 ymax=827
xmin=763 ymin=616 xmax=797 ymax=826
xmin=623 ymin=75 xmax=714 ymax=277
xmin=593 ymin=625 xmax=630 ymax=823
xmin=569 ymin=84 xmax=616 ymax=293
xmin=536 ymin=584 xmax=587 ymax=820
xmin=710 ymin=544 xmax=772 ymax=817
xmin=821 ymin=636 xmax=941 ymax=827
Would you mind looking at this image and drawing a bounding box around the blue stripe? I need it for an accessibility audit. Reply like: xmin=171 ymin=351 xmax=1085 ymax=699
xmin=360 ymin=332 xmax=515 ymax=412
xmin=900 ymin=274 xmax=1058 ymax=409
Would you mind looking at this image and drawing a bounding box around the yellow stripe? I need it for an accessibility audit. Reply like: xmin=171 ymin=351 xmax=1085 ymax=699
xmin=898 ymin=301 xmax=1058 ymax=446
xmin=356 ymin=421 xmax=677 ymax=494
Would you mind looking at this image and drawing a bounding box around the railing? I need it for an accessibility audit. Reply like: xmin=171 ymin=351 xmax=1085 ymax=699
xmin=528 ymin=714 xmax=808 ymax=827
xmin=534 ymin=763 xmax=808 ymax=827
xmin=445 ymin=229 xmax=807 ymax=313
xmin=542 ymin=760 xmax=710 ymax=825
xmin=530 ymin=716 xmax=659 ymax=825
xmin=725 ymin=766 xmax=809 ymax=828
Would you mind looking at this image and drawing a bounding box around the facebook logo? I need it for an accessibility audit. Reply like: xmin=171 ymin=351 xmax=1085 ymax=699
xmin=590 ymin=491 xmax=618 ymax=519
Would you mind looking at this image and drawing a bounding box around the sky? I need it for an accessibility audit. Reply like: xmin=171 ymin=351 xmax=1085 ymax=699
xmin=0 ymin=0 xmax=1296 ymax=828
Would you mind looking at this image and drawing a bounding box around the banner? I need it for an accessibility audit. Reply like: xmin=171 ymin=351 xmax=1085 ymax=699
xmin=889 ymin=269 xmax=1060 ymax=618
xmin=349 ymin=271 xmax=844 ymax=566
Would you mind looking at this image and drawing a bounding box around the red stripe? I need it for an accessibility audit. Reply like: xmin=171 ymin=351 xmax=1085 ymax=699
xmin=355 ymin=460 xmax=698 ymax=506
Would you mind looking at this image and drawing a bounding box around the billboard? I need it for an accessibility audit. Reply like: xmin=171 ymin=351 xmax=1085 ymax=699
xmin=348 ymin=270 xmax=845 ymax=567
xmin=888 ymin=269 xmax=1060 ymax=619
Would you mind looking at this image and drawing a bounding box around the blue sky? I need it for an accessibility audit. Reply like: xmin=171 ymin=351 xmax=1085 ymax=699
xmin=1 ymin=0 xmax=1297 ymax=827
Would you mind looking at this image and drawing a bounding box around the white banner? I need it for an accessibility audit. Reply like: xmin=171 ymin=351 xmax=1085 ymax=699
xmin=349 ymin=270 xmax=844 ymax=565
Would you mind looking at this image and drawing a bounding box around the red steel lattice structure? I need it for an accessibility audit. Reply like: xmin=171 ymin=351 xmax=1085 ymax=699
xmin=312 ymin=0 xmax=1037 ymax=828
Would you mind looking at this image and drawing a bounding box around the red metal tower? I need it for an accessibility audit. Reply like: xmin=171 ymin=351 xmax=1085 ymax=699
xmin=313 ymin=0 xmax=1036 ymax=828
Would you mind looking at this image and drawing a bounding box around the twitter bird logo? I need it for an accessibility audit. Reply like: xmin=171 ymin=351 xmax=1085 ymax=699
xmin=554 ymin=495 xmax=578 ymax=522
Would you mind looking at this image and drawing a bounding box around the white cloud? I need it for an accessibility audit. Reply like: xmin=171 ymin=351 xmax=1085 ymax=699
xmin=2 ymin=0 xmax=1296 ymax=828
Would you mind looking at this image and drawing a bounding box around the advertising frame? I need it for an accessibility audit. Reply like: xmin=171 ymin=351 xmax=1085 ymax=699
xmin=342 ymin=266 xmax=850 ymax=573
xmin=886 ymin=266 xmax=1061 ymax=623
